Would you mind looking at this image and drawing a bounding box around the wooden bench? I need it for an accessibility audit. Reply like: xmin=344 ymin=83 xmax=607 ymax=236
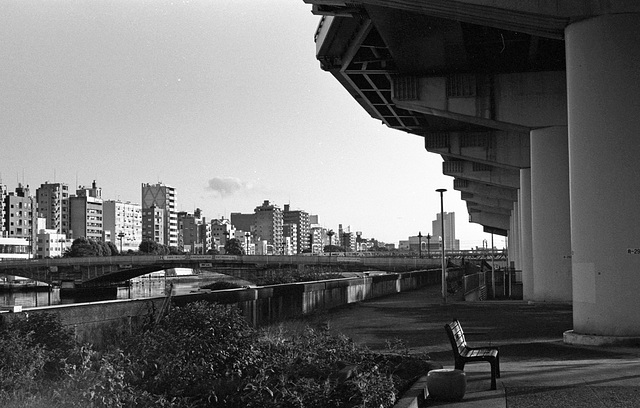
xmin=444 ymin=319 xmax=500 ymax=390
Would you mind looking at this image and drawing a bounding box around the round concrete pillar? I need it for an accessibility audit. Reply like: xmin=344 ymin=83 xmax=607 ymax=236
xmin=566 ymin=14 xmax=640 ymax=337
xmin=510 ymin=202 xmax=520 ymax=270
xmin=531 ymin=127 xmax=572 ymax=302
xmin=520 ymin=169 xmax=533 ymax=301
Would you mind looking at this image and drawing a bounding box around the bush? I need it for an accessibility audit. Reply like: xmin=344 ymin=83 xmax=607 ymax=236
xmin=0 ymin=303 xmax=432 ymax=407
xmin=0 ymin=330 xmax=47 ymax=397
xmin=123 ymin=301 xmax=258 ymax=406
xmin=200 ymin=280 xmax=243 ymax=290
xmin=0 ymin=312 xmax=75 ymax=379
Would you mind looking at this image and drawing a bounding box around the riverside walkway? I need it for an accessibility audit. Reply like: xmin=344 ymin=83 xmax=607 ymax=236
xmin=319 ymin=284 xmax=640 ymax=407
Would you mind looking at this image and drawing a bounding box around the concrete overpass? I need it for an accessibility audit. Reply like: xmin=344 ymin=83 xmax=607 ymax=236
xmin=304 ymin=0 xmax=640 ymax=344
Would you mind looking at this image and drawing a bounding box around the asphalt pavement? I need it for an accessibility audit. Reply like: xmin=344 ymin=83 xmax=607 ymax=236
xmin=317 ymin=283 xmax=640 ymax=407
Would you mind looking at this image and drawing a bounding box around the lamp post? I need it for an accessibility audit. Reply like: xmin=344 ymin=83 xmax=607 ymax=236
xmin=426 ymin=233 xmax=431 ymax=258
xmin=436 ymin=188 xmax=447 ymax=304
xmin=491 ymin=232 xmax=496 ymax=298
xmin=117 ymin=232 xmax=125 ymax=254
xmin=418 ymin=231 xmax=422 ymax=258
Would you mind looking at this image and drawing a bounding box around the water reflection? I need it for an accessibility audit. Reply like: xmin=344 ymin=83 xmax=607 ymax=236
xmin=0 ymin=270 xmax=252 ymax=308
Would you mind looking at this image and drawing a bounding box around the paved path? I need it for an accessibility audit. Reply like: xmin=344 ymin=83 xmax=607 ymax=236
xmin=314 ymin=284 xmax=640 ymax=407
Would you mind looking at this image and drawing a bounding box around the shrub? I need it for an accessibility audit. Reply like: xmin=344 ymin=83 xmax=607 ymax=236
xmin=200 ymin=280 xmax=243 ymax=290
xmin=0 ymin=312 xmax=75 ymax=378
xmin=123 ymin=301 xmax=258 ymax=406
xmin=0 ymin=330 xmax=47 ymax=397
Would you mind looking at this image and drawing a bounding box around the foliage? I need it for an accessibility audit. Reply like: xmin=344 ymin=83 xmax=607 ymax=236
xmin=206 ymin=247 xmax=220 ymax=255
xmin=138 ymin=239 xmax=160 ymax=254
xmin=200 ymin=280 xmax=244 ymax=290
xmin=0 ymin=330 xmax=46 ymax=397
xmin=255 ymin=266 xmax=344 ymax=285
xmin=224 ymin=238 xmax=244 ymax=255
xmin=0 ymin=303 xmax=431 ymax=408
xmin=106 ymin=241 xmax=120 ymax=256
xmin=323 ymin=244 xmax=344 ymax=253
xmin=240 ymin=325 xmax=398 ymax=408
xmin=0 ymin=312 xmax=76 ymax=401
xmin=122 ymin=301 xmax=257 ymax=406
xmin=66 ymin=238 xmax=116 ymax=257
xmin=138 ymin=240 xmax=183 ymax=255
xmin=6 ymin=312 xmax=76 ymax=377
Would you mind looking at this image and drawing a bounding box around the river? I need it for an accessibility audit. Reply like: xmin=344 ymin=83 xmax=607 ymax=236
xmin=0 ymin=269 xmax=253 ymax=308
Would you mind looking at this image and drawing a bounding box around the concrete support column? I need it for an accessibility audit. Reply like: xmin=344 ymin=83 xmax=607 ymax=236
xmin=531 ymin=127 xmax=572 ymax=302
xmin=519 ymin=169 xmax=533 ymax=301
xmin=510 ymin=202 xmax=520 ymax=271
xmin=566 ymin=14 xmax=640 ymax=339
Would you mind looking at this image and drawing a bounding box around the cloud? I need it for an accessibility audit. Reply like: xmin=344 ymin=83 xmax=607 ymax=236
xmin=206 ymin=177 xmax=252 ymax=197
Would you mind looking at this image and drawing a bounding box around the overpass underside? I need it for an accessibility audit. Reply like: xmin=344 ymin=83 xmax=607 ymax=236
xmin=305 ymin=0 xmax=640 ymax=344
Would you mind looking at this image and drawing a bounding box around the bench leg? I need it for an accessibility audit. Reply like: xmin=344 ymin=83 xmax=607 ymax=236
xmin=496 ymin=355 xmax=501 ymax=378
xmin=490 ymin=362 xmax=497 ymax=390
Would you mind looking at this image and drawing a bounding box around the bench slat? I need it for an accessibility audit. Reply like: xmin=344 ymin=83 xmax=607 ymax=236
xmin=444 ymin=319 xmax=500 ymax=390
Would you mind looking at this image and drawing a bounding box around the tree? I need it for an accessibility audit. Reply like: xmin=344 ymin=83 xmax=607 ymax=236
xmin=139 ymin=239 xmax=160 ymax=254
xmin=323 ymin=244 xmax=342 ymax=253
xmin=224 ymin=238 xmax=244 ymax=255
xmin=106 ymin=241 xmax=119 ymax=256
xmin=67 ymin=238 xmax=98 ymax=257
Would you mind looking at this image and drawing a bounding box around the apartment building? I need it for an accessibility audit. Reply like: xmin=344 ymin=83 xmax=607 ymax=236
xmin=36 ymin=182 xmax=70 ymax=236
xmin=142 ymin=205 xmax=166 ymax=245
xmin=178 ymin=209 xmax=205 ymax=253
xmin=283 ymin=204 xmax=310 ymax=254
xmin=103 ymin=200 xmax=143 ymax=252
xmin=432 ymin=211 xmax=459 ymax=251
xmin=211 ymin=217 xmax=235 ymax=252
xmin=2 ymin=184 xmax=35 ymax=243
xmin=254 ymin=200 xmax=283 ymax=255
xmin=141 ymin=182 xmax=177 ymax=247
xmin=69 ymin=181 xmax=103 ymax=241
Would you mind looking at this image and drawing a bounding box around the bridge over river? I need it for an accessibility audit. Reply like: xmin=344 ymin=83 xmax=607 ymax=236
xmin=0 ymin=254 xmax=453 ymax=290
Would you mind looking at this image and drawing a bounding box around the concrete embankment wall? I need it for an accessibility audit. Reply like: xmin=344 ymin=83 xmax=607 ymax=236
xmin=0 ymin=270 xmax=439 ymax=348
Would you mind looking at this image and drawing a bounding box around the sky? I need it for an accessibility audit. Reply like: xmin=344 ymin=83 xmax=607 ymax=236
xmin=0 ymin=0 xmax=497 ymax=249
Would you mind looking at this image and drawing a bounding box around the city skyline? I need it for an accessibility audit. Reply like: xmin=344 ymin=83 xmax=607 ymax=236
xmin=0 ymin=0 xmax=491 ymax=249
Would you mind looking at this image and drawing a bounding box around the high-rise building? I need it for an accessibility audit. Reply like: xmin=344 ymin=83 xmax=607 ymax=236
xmin=338 ymin=224 xmax=356 ymax=252
xmin=2 ymin=184 xmax=35 ymax=243
xmin=282 ymin=223 xmax=297 ymax=255
xmin=432 ymin=211 xmax=459 ymax=251
xmin=254 ymin=200 xmax=283 ymax=254
xmin=36 ymin=182 xmax=70 ymax=236
xmin=141 ymin=182 xmax=177 ymax=247
xmin=178 ymin=209 xmax=205 ymax=253
xmin=69 ymin=181 xmax=103 ymax=240
xmin=230 ymin=212 xmax=254 ymax=232
xmin=142 ymin=205 xmax=165 ymax=244
xmin=0 ymin=183 xmax=7 ymax=237
xmin=211 ymin=217 xmax=234 ymax=252
xmin=103 ymin=200 xmax=143 ymax=252
xmin=283 ymin=204 xmax=310 ymax=254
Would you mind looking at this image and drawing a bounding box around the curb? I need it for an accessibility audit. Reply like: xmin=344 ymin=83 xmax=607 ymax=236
xmin=394 ymin=375 xmax=429 ymax=408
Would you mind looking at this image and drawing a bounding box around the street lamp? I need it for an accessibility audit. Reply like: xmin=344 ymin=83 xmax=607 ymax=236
xmin=426 ymin=233 xmax=431 ymax=258
xmin=436 ymin=188 xmax=447 ymax=304
xmin=117 ymin=232 xmax=125 ymax=254
xmin=418 ymin=231 xmax=422 ymax=258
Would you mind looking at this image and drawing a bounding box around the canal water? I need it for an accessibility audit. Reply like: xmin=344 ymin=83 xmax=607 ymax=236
xmin=0 ymin=269 xmax=253 ymax=308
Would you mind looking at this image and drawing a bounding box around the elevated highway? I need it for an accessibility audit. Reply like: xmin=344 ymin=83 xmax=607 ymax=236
xmin=304 ymin=1 xmax=640 ymax=344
